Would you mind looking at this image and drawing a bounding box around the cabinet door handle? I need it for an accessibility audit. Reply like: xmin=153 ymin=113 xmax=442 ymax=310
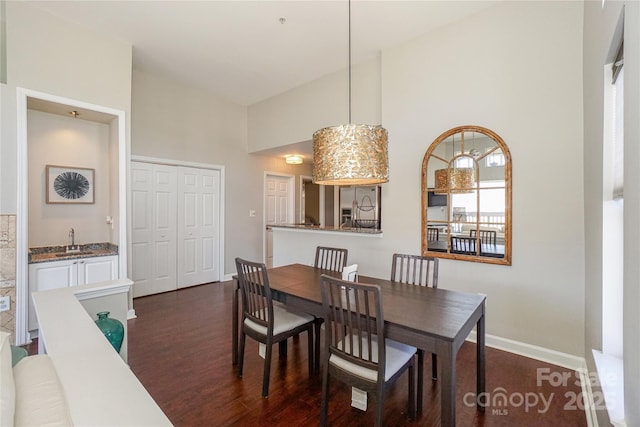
xmin=73 ymin=261 xmax=78 ymax=265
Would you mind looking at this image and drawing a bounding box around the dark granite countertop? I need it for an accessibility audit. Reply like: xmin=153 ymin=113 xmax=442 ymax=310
xmin=29 ymin=243 xmax=118 ymax=263
xmin=269 ymin=224 xmax=382 ymax=234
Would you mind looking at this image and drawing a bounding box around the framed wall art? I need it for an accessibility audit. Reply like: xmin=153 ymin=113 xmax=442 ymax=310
xmin=46 ymin=165 xmax=95 ymax=204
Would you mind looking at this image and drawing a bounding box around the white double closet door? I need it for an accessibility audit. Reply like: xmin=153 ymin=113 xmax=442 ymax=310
xmin=131 ymin=161 xmax=220 ymax=297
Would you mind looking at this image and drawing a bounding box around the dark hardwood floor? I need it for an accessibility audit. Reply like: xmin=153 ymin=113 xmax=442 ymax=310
xmin=123 ymin=281 xmax=587 ymax=426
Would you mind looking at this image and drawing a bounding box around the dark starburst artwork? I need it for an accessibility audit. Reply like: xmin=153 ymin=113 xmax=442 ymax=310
xmin=53 ymin=171 xmax=90 ymax=199
xmin=46 ymin=165 xmax=94 ymax=204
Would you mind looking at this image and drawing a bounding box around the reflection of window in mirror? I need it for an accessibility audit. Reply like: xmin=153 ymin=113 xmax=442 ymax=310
xmin=421 ymin=126 xmax=512 ymax=265
xmin=485 ymin=150 xmax=505 ymax=167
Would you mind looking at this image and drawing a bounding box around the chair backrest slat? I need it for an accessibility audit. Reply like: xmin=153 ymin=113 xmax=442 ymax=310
xmin=321 ymin=275 xmax=384 ymax=374
xmin=426 ymin=227 xmax=439 ymax=241
xmin=450 ymin=236 xmax=478 ymax=255
xmin=235 ymin=257 xmax=273 ymax=332
xmin=391 ymin=253 xmax=439 ymax=287
xmin=470 ymin=229 xmax=497 ymax=245
xmin=314 ymin=246 xmax=348 ymax=272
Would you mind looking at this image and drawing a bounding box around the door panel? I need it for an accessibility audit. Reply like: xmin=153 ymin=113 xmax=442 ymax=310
xmin=177 ymin=167 xmax=220 ymax=287
xmin=265 ymin=175 xmax=293 ymax=268
xmin=131 ymin=162 xmax=177 ymax=297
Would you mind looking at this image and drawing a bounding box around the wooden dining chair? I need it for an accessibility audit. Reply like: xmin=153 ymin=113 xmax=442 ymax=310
xmin=391 ymin=253 xmax=439 ymax=288
xmin=390 ymin=253 xmax=439 ymax=413
xmin=311 ymin=246 xmax=349 ymax=371
xmin=235 ymin=257 xmax=315 ymax=398
xmin=314 ymin=246 xmax=348 ymax=272
xmin=450 ymin=235 xmax=478 ymax=255
xmin=319 ymin=274 xmax=416 ymax=427
xmin=470 ymin=229 xmax=497 ymax=245
xmin=426 ymin=227 xmax=439 ymax=241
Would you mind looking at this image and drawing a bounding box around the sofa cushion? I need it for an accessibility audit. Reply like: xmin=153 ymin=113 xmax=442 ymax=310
xmin=0 ymin=332 xmax=15 ymax=427
xmin=13 ymin=355 xmax=73 ymax=426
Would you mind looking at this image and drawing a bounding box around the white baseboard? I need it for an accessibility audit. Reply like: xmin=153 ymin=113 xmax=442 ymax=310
xmin=127 ymin=308 xmax=137 ymax=319
xmin=466 ymin=330 xmax=585 ymax=371
xmin=223 ymin=273 xmax=235 ymax=281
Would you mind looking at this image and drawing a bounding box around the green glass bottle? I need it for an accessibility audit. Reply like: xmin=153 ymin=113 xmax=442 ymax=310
xmin=95 ymin=311 xmax=124 ymax=353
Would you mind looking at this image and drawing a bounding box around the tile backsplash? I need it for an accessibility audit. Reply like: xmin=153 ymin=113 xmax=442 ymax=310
xmin=0 ymin=215 xmax=16 ymax=342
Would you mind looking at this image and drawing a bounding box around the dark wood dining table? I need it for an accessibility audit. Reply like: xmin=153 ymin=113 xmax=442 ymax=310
xmin=231 ymin=263 xmax=486 ymax=426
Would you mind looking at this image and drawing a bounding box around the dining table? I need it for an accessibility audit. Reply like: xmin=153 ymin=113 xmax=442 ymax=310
xmin=231 ymin=263 xmax=486 ymax=426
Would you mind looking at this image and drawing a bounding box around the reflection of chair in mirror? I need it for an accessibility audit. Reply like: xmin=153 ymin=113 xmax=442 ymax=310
xmin=426 ymin=227 xmax=439 ymax=241
xmin=319 ymin=275 xmax=416 ymax=427
xmin=450 ymin=236 xmax=477 ymax=255
xmin=390 ymin=253 xmax=439 ymax=413
xmin=470 ymin=229 xmax=497 ymax=245
xmin=314 ymin=246 xmax=348 ymax=272
xmin=235 ymin=258 xmax=315 ymax=397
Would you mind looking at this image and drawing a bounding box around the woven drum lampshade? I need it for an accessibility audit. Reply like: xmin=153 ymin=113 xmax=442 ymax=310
xmin=434 ymin=167 xmax=474 ymax=194
xmin=313 ymin=124 xmax=388 ymax=186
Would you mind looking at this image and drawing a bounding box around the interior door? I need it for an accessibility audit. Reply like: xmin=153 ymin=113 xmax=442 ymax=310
xmin=131 ymin=162 xmax=178 ymax=297
xmin=177 ymin=167 xmax=220 ymax=288
xmin=265 ymin=175 xmax=293 ymax=267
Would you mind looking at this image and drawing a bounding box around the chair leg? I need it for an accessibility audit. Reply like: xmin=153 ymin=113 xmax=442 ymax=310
xmin=408 ymin=360 xmax=416 ymax=420
xmin=279 ymin=340 xmax=287 ymax=358
xmin=431 ymin=352 xmax=438 ymax=380
xmin=262 ymin=342 xmax=273 ymax=398
xmin=307 ymin=328 xmax=313 ymax=375
xmin=237 ymin=332 xmax=246 ymax=377
xmin=417 ymin=349 xmax=424 ymax=414
xmin=320 ymin=364 xmax=330 ymax=427
xmin=314 ymin=318 xmax=322 ymax=373
xmin=375 ymin=391 xmax=384 ymax=427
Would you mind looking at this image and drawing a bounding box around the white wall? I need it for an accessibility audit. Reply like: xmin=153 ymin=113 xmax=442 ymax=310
xmin=0 ymin=1 xmax=132 ymax=339
xmin=1 ymin=1 xmax=132 ymax=212
xmin=27 ymin=110 xmax=112 ymax=247
xmin=131 ymin=69 xmax=311 ymax=275
xmin=384 ymin=1 xmax=585 ymax=356
xmin=248 ymin=59 xmax=381 ymax=151
xmin=256 ymin=1 xmax=586 ymax=357
xmin=0 ymin=84 xmax=17 ymax=214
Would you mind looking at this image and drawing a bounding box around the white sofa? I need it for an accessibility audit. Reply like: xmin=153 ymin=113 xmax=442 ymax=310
xmin=1 ymin=331 xmax=73 ymax=426
xmin=2 ymin=280 xmax=172 ymax=426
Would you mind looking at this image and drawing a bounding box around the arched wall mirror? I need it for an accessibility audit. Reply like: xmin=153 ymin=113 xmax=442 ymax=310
xmin=421 ymin=125 xmax=512 ymax=265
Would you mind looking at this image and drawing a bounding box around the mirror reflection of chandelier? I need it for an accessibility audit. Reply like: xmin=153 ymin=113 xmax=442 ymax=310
xmin=434 ymin=133 xmax=475 ymax=194
xmin=434 ymin=167 xmax=475 ymax=194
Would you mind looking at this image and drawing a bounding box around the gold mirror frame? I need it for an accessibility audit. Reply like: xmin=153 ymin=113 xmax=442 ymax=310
xmin=421 ymin=125 xmax=512 ymax=265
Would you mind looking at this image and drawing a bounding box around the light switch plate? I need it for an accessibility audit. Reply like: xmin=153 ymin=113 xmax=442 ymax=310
xmin=0 ymin=296 xmax=10 ymax=312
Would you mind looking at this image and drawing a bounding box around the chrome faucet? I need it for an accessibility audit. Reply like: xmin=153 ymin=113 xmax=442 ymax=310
xmin=66 ymin=228 xmax=79 ymax=253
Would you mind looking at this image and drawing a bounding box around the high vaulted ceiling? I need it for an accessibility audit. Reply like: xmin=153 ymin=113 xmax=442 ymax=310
xmin=29 ymin=1 xmax=499 ymax=107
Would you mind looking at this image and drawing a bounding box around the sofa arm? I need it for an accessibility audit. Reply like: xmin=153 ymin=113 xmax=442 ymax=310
xmin=13 ymin=355 xmax=73 ymax=426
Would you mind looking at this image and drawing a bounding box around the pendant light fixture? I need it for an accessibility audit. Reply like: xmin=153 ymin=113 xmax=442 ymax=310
xmin=434 ymin=133 xmax=475 ymax=194
xmin=312 ymin=0 xmax=389 ymax=186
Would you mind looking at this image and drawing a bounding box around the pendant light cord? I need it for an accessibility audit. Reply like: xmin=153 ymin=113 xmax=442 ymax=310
xmin=348 ymin=0 xmax=352 ymax=124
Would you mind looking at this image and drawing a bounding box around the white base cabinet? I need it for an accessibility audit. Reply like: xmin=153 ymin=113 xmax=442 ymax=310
xmin=28 ymin=255 xmax=118 ymax=331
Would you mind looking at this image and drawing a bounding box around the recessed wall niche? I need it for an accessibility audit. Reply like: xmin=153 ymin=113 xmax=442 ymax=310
xmin=26 ymin=100 xmax=119 ymax=248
